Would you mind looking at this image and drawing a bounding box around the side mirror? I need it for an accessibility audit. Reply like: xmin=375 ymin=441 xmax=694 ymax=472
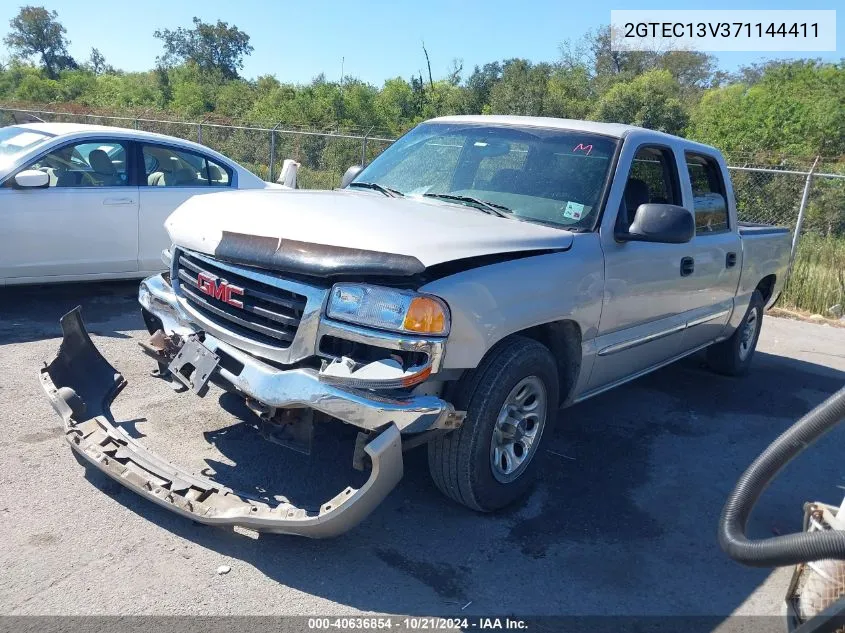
xmin=616 ymin=203 xmax=694 ymax=244
xmin=340 ymin=165 xmax=364 ymax=189
xmin=14 ymin=169 xmax=50 ymax=189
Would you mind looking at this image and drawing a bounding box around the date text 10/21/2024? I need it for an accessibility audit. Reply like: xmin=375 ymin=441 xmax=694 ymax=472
xmin=307 ymin=617 xmax=529 ymax=630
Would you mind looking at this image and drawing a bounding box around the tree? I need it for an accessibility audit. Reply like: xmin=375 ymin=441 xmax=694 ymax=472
xmin=582 ymin=26 xmax=718 ymax=93
xmin=465 ymin=62 xmax=502 ymax=113
xmin=87 ymin=47 xmax=113 ymax=75
xmin=4 ymin=6 xmax=76 ymax=79
xmin=544 ymin=64 xmax=593 ymax=120
xmin=591 ymin=69 xmax=688 ymax=134
xmin=154 ymin=17 xmax=253 ymax=80
xmin=489 ymin=59 xmax=551 ymax=116
xmin=688 ymin=60 xmax=845 ymax=158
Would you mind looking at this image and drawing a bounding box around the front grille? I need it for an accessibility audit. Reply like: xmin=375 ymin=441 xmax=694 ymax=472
xmin=175 ymin=251 xmax=307 ymax=349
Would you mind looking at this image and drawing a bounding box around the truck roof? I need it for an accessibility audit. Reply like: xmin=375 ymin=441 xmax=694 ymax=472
xmin=428 ymin=115 xmax=706 ymax=146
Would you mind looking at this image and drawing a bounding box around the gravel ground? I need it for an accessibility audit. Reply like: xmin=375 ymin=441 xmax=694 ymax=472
xmin=1 ymin=281 xmax=844 ymax=619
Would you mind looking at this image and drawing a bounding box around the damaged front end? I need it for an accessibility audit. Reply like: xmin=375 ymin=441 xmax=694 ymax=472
xmin=40 ymin=308 xmax=405 ymax=538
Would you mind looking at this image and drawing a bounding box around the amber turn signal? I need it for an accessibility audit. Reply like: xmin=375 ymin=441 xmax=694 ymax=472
xmin=402 ymin=296 xmax=448 ymax=334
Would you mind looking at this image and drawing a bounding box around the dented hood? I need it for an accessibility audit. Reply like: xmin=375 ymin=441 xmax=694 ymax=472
xmin=165 ymin=189 xmax=573 ymax=277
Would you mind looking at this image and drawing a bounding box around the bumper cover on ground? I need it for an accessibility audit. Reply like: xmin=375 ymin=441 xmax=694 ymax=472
xmin=39 ymin=308 xmax=404 ymax=538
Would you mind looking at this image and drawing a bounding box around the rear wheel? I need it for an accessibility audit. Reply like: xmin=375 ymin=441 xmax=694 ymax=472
xmin=707 ymin=290 xmax=765 ymax=376
xmin=428 ymin=336 xmax=559 ymax=512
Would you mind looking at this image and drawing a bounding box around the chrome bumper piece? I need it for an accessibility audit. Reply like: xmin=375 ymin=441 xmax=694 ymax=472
xmin=40 ymin=308 xmax=404 ymax=538
xmin=139 ymin=273 xmax=460 ymax=434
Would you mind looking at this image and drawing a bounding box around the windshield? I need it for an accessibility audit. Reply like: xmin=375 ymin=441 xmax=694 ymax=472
xmin=352 ymin=122 xmax=618 ymax=229
xmin=0 ymin=126 xmax=53 ymax=168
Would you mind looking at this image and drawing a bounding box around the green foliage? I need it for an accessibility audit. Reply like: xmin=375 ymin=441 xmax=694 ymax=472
xmin=489 ymin=59 xmax=551 ymax=116
xmin=688 ymin=60 xmax=845 ymax=158
xmin=15 ymin=71 xmax=62 ymax=101
xmin=592 ymin=70 xmax=688 ymax=134
xmin=4 ymin=6 xmax=75 ymax=79
xmin=544 ymin=64 xmax=593 ymax=120
xmin=86 ymin=48 xmax=113 ymax=75
xmin=154 ymin=16 xmax=253 ymax=80
xmin=91 ymin=71 xmax=165 ymax=108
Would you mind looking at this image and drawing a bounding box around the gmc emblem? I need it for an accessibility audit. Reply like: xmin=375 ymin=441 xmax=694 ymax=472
xmin=197 ymin=271 xmax=244 ymax=308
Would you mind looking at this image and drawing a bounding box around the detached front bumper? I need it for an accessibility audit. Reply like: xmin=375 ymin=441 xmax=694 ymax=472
xmin=40 ymin=308 xmax=403 ymax=538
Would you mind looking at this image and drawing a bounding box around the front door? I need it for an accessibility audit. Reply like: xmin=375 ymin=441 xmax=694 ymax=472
xmin=588 ymin=144 xmax=699 ymax=390
xmin=0 ymin=138 xmax=138 ymax=282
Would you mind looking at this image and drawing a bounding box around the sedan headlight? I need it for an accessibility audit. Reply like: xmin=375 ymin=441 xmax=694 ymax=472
xmin=326 ymin=283 xmax=450 ymax=335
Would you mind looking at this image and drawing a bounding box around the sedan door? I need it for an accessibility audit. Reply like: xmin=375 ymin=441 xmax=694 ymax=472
xmin=0 ymin=139 xmax=139 ymax=283
xmin=137 ymin=143 xmax=234 ymax=272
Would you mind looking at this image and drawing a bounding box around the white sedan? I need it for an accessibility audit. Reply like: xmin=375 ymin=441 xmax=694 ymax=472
xmin=0 ymin=122 xmax=276 ymax=286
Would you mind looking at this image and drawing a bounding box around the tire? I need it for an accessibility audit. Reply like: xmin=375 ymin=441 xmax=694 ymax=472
xmin=427 ymin=336 xmax=559 ymax=512
xmin=707 ymin=290 xmax=765 ymax=376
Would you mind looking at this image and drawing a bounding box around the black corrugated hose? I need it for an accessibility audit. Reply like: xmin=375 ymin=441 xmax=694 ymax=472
xmin=719 ymin=385 xmax=845 ymax=567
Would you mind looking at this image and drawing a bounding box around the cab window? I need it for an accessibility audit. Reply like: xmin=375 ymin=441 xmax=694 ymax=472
xmin=142 ymin=145 xmax=231 ymax=187
xmin=686 ymin=153 xmax=729 ymax=234
xmin=619 ymin=146 xmax=681 ymax=229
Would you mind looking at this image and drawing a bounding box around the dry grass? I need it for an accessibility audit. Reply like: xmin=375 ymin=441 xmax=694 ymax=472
xmin=780 ymin=234 xmax=845 ymax=316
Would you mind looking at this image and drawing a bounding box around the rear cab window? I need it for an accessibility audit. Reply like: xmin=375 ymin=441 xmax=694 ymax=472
xmin=686 ymin=152 xmax=729 ymax=234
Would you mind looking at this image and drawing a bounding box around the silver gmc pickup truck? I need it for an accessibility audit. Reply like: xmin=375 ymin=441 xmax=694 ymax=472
xmin=41 ymin=116 xmax=791 ymax=537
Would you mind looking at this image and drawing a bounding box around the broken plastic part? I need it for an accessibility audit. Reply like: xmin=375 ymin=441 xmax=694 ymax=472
xmin=319 ymin=355 xmax=432 ymax=389
xmin=39 ymin=307 xmax=404 ymax=538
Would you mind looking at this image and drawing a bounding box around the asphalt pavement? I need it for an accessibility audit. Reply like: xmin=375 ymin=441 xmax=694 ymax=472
xmin=1 ymin=280 xmax=844 ymax=621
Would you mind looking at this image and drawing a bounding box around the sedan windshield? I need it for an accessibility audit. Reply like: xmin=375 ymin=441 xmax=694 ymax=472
xmin=352 ymin=122 xmax=618 ymax=229
xmin=0 ymin=126 xmax=52 ymax=168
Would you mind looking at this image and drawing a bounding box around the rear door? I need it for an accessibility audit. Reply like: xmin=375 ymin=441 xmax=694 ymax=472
xmin=679 ymin=152 xmax=742 ymax=348
xmin=137 ymin=143 xmax=233 ymax=272
xmin=0 ymin=138 xmax=139 ymax=281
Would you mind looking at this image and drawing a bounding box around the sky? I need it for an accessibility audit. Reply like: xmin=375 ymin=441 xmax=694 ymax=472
xmin=0 ymin=0 xmax=841 ymax=84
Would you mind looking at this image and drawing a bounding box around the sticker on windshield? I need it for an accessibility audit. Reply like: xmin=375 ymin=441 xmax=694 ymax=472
xmin=562 ymin=201 xmax=588 ymax=220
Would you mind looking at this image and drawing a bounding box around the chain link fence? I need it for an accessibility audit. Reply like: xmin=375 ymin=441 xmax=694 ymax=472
xmin=2 ymin=106 xmax=843 ymax=314
xmin=0 ymin=106 xmax=396 ymax=189
xmin=727 ymin=158 xmax=845 ymax=237
xmin=725 ymin=156 xmax=845 ymax=317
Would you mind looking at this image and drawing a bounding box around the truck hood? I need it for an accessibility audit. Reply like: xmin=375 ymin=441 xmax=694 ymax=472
xmin=165 ymin=189 xmax=573 ymax=277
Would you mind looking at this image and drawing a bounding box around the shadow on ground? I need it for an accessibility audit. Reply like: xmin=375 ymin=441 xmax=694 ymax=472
xmin=0 ymin=281 xmax=141 ymax=344
xmin=77 ymin=343 xmax=845 ymax=615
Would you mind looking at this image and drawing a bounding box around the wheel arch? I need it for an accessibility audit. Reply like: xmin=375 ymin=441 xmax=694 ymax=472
xmin=510 ymin=319 xmax=582 ymax=406
xmin=756 ymin=274 xmax=777 ymax=304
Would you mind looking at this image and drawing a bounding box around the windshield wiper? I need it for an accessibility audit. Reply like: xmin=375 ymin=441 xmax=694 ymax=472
xmin=347 ymin=181 xmax=404 ymax=198
xmin=422 ymin=193 xmax=511 ymax=217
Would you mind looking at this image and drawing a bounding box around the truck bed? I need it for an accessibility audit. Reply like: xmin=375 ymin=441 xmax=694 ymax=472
xmin=738 ymin=222 xmax=791 ymax=236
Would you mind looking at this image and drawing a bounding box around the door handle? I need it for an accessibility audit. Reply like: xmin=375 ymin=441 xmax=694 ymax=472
xmin=726 ymin=252 xmax=737 ymax=268
xmin=680 ymin=256 xmax=695 ymax=277
xmin=103 ymin=197 xmax=134 ymax=206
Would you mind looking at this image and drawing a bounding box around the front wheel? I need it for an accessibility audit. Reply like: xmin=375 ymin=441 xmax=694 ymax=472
xmin=707 ymin=290 xmax=765 ymax=376
xmin=428 ymin=336 xmax=559 ymax=512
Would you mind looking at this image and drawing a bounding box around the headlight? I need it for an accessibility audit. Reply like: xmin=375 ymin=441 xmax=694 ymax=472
xmin=326 ymin=283 xmax=450 ymax=335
